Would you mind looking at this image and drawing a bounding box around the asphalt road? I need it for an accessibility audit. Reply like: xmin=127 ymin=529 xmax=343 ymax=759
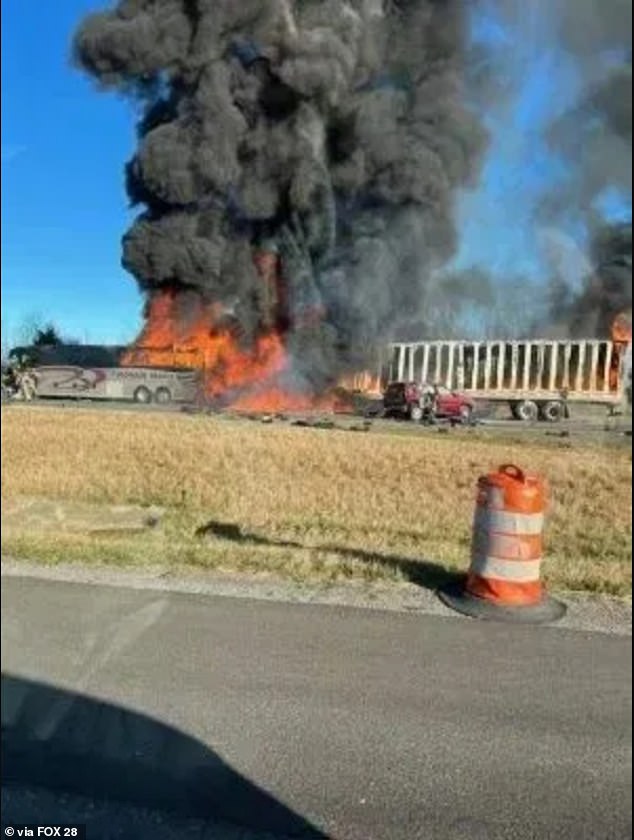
xmin=2 ymin=577 xmax=632 ymax=839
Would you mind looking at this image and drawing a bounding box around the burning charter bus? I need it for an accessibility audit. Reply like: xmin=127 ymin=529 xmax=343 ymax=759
xmin=6 ymin=344 xmax=199 ymax=404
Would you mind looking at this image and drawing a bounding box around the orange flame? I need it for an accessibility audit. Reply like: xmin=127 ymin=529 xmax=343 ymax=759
xmin=122 ymin=291 xmax=289 ymax=399
xmin=121 ymin=234 xmax=378 ymax=414
xmin=121 ymin=289 xmax=356 ymax=412
xmin=231 ymin=387 xmax=338 ymax=413
xmin=607 ymin=310 xmax=631 ymax=391
xmin=611 ymin=310 xmax=632 ymax=344
xmin=337 ymin=370 xmax=383 ymax=397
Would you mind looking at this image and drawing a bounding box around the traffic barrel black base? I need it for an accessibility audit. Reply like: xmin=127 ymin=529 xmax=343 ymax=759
xmin=438 ymin=580 xmax=567 ymax=624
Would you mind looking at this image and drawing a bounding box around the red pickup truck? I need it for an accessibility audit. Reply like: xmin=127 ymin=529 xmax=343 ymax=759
xmin=383 ymin=381 xmax=475 ymax=424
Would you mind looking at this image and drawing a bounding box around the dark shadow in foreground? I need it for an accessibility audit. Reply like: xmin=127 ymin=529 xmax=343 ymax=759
xmin=1 ymin=673 xmax=326 ymax=838
xmin=196 ymin=520 xmax=462 ymax=592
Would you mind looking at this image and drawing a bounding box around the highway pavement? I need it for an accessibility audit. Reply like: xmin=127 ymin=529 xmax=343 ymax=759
xmin=2 ymin=576 xmax=632 ymax=839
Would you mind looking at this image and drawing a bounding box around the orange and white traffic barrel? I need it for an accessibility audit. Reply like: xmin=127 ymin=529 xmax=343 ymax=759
xmin=439 ymin=464 xmax=566 ymax=623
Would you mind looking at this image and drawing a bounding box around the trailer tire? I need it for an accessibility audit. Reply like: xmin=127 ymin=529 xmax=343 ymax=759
xmin=540 ymin=400 xmax=564 ymax=423
xmin=155 ymin=387 xmax=172 ymax=405
xmin=133 ymin=386 xmax=153 ymax=404
xmin=514 ymin=399 xmax=538 ymax=422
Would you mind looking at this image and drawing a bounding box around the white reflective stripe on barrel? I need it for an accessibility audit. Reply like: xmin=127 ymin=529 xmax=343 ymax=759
xmin=474 ymin=507 xmax=544 ymax=535
xmin=472 ymin=531 xmax=541 ymax=561
xmin=470 ymin=555 xmax=541 ymax=583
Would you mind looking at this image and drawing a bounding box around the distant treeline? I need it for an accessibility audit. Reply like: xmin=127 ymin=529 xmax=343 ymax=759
xmin=8 ymin=344 xmax=127 ymax=368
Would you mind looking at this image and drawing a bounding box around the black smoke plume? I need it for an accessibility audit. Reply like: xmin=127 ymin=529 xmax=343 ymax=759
xmin=539 ymin=2 xmax=631 ymax=339
xmin=547 ymin=221 xmax=632 ymax=339
xmin=74 ymin=0 xmax=485 ymax=389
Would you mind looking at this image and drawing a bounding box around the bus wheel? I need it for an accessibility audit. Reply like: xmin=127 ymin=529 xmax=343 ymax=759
xmin=514 ymin=400 xmax=538 ymax=422
xmin=133 ymin=386 xmax=153 ymax=404
xmin=155 ymin=387 xmax=172 ymax=405
xmin=540 ymin=400 xmax=564 ymax=422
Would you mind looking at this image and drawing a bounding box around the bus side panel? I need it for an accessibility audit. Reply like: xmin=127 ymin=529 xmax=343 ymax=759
xmin=104 ymin=368 xmax=200 ymax=402
xmin=33 ymin=365 xmax=200 ymax=403
xmin=34 ymin=367 xmax=109 ymax=398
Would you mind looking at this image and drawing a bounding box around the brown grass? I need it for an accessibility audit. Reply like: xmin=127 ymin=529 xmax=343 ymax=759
xmin=1 ymin=405 xmax=631 ymax=595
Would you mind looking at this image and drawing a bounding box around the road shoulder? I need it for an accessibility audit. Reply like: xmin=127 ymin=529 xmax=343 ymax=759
xmin=2 ymin=556 xmax=631 ymax=637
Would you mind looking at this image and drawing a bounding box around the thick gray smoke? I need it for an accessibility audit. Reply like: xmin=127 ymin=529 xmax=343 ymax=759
xmin=544 ymin=59 xmax=632 ymax=223
xmin=459 ymin=1 xmax=632 ymax=340
xmin=541 ymin=1 xmax=631 ymax=240
xmin=540 ymin=2 xmax=632 ymax=338
xmin=477 ymin=0 xmax=632 ymax=222
xmin=74 ymin=0 xmax=485 ymax=388
xmin=547 ymin=221 xmax=632 ymax=338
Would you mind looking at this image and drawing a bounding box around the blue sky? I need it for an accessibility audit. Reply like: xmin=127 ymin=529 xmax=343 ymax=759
xmin=2 ymin=1 xmax=141 ymax=346
xmin=2 ymin=1 xmax=631 ymax=347
xmin=453 ymin=1 xmax=630 ymax=280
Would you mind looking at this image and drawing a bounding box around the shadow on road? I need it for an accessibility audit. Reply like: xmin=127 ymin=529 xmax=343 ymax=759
xmin=196 ymin=520 xmax=461 ymax=592
xmin=2 ymin=673 xmax=326 ymax=838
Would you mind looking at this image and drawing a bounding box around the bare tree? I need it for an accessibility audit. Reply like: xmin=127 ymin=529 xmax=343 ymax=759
xmin=32 ymin=324 xmax=65 ymax=346
xmin=14 ymin=315 xmax=73 ymax=348
xmin=414 ymin=267 xmax=543 ymax=341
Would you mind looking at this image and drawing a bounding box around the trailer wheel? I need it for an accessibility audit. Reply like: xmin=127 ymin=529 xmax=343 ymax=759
xmin=514 ymin=399 xmax=538 ymax=422
xmin=540 ymin=400 xmax=564 ymax=423
xmin=133 ymin=386 xmax=153 ymax=404
xmin=154 ymin=387 xmax=172 ymax=405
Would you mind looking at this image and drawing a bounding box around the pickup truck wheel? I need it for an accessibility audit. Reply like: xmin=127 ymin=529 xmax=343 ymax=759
xmin=540 ymin=400 xmax=564 ymax=422
xmin=409 ymin=404 xmax=424 ymax=422
xmin=514 ymin=399 xmax=538 ymax=422
xmin=155 ymin=387 xmax=172 ymax=405
xmin=133 ymin=386 xmax=152 ymax=404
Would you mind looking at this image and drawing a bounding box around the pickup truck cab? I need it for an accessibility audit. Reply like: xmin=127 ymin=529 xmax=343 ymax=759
xmin=383 ymin=381 xmax=475 ymax=424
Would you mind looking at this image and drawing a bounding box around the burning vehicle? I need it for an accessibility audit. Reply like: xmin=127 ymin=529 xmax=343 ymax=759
xmin=72 ymin=0 xmax=487 ymax=412
xmin=381 ymin=311 xmax=632 ymax=421
xmin=383 ymin=381 xmax=475 ymax=424
xmin=3 ymin=344 xmax=200 ymax=405
xmin=63 ymin=2 xmax=631 ymax=417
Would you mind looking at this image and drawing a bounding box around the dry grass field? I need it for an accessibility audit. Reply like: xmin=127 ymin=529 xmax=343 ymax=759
xmin=1 ymin=405 xmax=631 ymax=595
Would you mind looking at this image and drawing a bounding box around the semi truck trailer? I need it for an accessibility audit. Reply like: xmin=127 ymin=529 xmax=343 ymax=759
xmin=381 ymin=336 xmax=631 ymax=421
